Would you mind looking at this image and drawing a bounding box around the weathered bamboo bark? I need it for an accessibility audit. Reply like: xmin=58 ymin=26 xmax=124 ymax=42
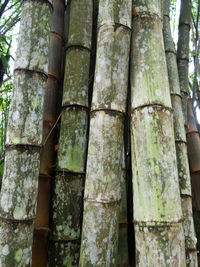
xmin=32 ymin=0 xmax=65 ymax=266
xmin=0 ymin=1 xmax=52 ymax=266
xmin=177 ymin=0 xmax=192 ymax=124
xmin=79 ymin=1 xmax=132 ymax=266
xmin=187 ymin=99 xmax=200 ymax=265
xmin=49 ymin=1 xmax=93 ymax=265
xmin=163 ymin=1 xmax=197 ymax=265
xmin=130 ymin=0 xmax=186 ymax=265
xmin=117 ymin=150 xmax=129 ymax=267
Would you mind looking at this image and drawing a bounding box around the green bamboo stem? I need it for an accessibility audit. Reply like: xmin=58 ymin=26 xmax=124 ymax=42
xmin=163 ymin=1 xmax=197 ymax=266
xmin=0 ymin=1 xmax=52 ymax=266
xmin=49 ymin=1 xmax=93 ymax=265
xmin=177 ymin=0 xmax=192 ymax=124
xmin=130 ymin=0 xmax=186 ymax=265
xmin=79 ymin=1 xmax=132 ymax=266
xmin=32 ymin=0 xmax=65 ymax=266
xmin=187 ymin=99 xmax=200 ymax=265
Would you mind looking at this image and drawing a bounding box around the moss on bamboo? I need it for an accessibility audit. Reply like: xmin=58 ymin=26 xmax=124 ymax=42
xmin=131 ymin=0 xmax=186 ymax=265
xmin=0 ymin=1 xmax=52 ymax=266
xmin=49 ymin=0 xmax=93 ymax=264
xmin=163 ymin=1 xmax=198 ymax=265
xmin=79 ymin=0 xmax=132 ymax=265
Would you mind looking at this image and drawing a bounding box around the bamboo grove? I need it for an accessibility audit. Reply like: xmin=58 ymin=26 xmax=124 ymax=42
xmin=0 ymin=0 xmax=200 ymax=266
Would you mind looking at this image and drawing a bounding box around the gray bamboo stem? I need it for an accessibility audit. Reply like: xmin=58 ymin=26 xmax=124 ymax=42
xmin=79 ymin=1 xmax=132 ymax=265
xmin=130 ymin=0 xmax=186 ymax=265
xmin=0 ymin=1 xmax=52 ymax=266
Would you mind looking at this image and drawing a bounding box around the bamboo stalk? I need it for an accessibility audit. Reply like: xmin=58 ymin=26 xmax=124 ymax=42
xmin=0 ymin=1 xmax=52 ymax=266
xmin=117 ymin=150 xmax=129 ymax=267
xmin=163 ymin=1 xmax=197 ymax=265
xmin=177 ymin=0 xmax=192 ymax=124
xmin=130 ymin=0 xmax=186 ymax=265
xmin=32 ymin=0 xmax=65 ymax=266
xmin=49 ymin=1 xmax=93 ymax=265
xmin=79 ymin=1 xmax=132 ymax=265
xmin=187 ymin=99 xmax=200 ymax=265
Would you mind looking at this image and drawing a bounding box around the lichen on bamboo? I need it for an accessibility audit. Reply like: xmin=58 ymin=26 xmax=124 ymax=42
xmin=49 ymin=0 xmax=93 ymax=265
xmin=130 ymin=0 xmax=186 ymax=265
xmin=0 ymin=1 xmax=52 ymax=266
xmin=79 ymin=0 xmax=132 ymax=265
xmin=163 ymin=1 xmax=197 ymax=265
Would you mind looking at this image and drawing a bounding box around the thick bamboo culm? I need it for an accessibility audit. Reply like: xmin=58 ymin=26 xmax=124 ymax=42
xmin=48 ymin=1 xmax=93 ymax=265
xmin=187 ymin=99 xmax=200 ymax=265
xmin=163 ymin=1 xmax=197 ymax=266
xmin=0 ymin=1 xmax=52 ymax=266
xmin=32 ymin=0 xmax=65 ymax=266
xmin=130 ymin=0 xmax=186 ymax=265
xmin=79 ymin=1 xmax=132 ymax=265
xmin=177 ymin=0 xmax=192 ymax=124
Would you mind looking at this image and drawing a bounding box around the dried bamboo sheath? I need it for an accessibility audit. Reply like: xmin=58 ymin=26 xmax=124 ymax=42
xmin=163 ymin=1 xmax=197 ymax=266
xmin=187 ymin=100 xmax=200 ymax=265
xmin=0 ymin=1 xmax=52 ymax=266
xmin=32 ymin=0 xmax=65 ymax=266
xmin=79 ymin=1 xmax=132 ymax=266
xmin=49 ymin=1 xmax=93 ymax=265
xmin=131 ymin=1 xmax=186 ymax=265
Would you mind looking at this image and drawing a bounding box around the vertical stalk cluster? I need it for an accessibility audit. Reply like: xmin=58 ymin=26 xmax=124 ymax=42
xmin=177 ymin=0 xmax=192 ymax=123
xmin=79 ymin=1 xmax=132 ymax=265
xmin=163 ymin=1 xmax=197 ymax=266
xmin=187 ymin=99 xmax=200 ymax=265
xmin=130 ymin=0 xmax=186 ymax=265
xmin=0 ymin=0 xmax=52 ymax=266
xmin=32 ymin=0 xmax=65 ymax=266
xmin=49 ymin=0 xmax=93 ymax=265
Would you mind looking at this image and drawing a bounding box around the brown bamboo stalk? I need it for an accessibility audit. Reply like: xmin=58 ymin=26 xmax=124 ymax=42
xmin=31 ymin=0 xmax=65 ymax=266
xmin=117 ymin=150 xmax=129 ymax=266
xmin=187 ymin=99 xmax=200 ymax=265
xmin=177 ymin=0 xmax=192 ymax=124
